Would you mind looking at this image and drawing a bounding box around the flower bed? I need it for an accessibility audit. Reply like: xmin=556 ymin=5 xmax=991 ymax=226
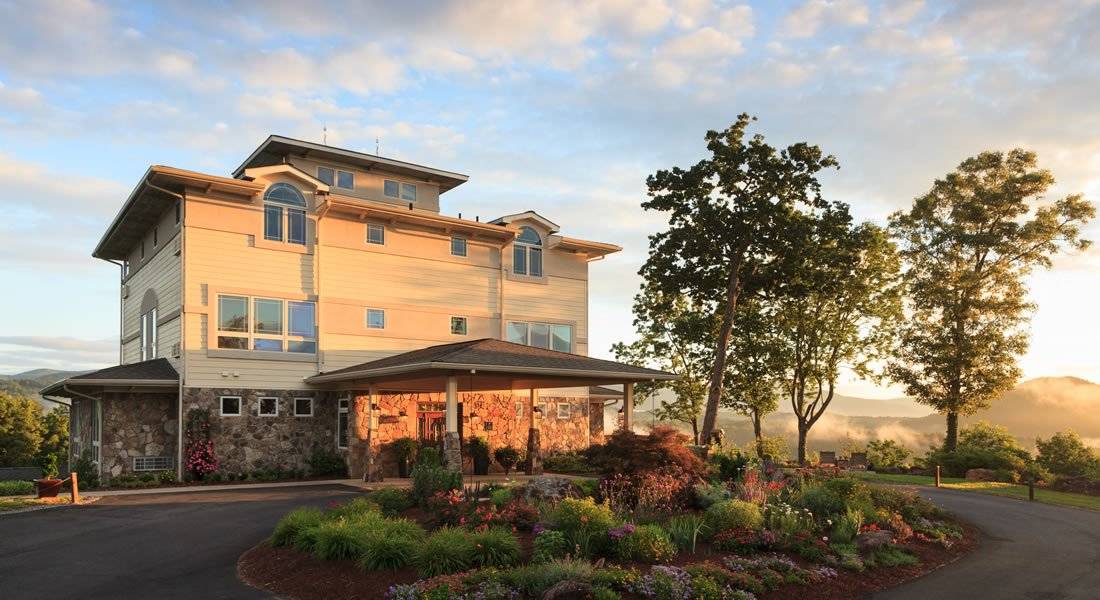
xmin=240 ymin=431 xmax=977 ymax=600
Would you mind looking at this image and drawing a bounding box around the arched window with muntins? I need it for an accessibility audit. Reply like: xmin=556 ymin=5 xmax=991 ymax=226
xmin=513 ymin=226 xmax=543 ymax=276
xmin=263 ymin=183 xmax=307 ymax=244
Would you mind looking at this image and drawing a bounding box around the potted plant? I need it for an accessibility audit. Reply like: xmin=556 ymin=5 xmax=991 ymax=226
xmin=494 ymin=446 xmax=521 ymax=475
xmin=34 ymin=454 xmax=63 ymax=499
xmin=392 ymin=437 xmax=419 ymax=478
xmin=468 ymin=436 xmax=491 ymax=476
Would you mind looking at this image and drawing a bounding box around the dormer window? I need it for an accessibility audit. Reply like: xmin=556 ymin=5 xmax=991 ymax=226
xmin=318 ymin=166 xmax=354 ymax=190
xmin=384 ymin=179 xmax=416 ymax=201
xmin=263 ymin=183 xmax=307 ymax=245
xmin=513 ymin=226 xmax=542 ymax=277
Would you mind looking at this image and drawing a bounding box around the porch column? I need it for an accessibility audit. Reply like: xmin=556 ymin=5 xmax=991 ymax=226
xmin=443 ymin=375 xmax=462 ymax=472
xmin=622 ymin=382 xmax=634 ymax=432
xmin=524 ymin=387 xmax=542 ymax=475
xmin=364 ymin=384 xmax=381 ymax=482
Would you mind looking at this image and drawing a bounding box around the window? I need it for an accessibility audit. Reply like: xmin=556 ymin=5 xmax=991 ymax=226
xmin=175 ymin=200 xmax=181 ymax=225
xmin=383 ymin=179 xmax=416 ymax=201
xmin=338 ymin=398 xmax=349 ymax=448
xmin=513 ymin=226 xmax=542 ymax=277
xmin=153 ymin=226 xmax=158 ymax=247
xmin=337 ymin=170 xmax=354 ymax=190
xmin=294 ymin=397 xmax=314 ymax=417
xmin=258 ymin=397 xmax=279 ymax=417
xmin=134 ymin=456 xmax=172 ymax=471
xmin=140 ymin=308 xmax=157 ymax=360
xmin=366 ymin=223 xmax=385 ymax=245
xmin=317 ymin=166 xmax=334 ymax=186
xmin=220 ymin=396 xmax=242 ymax=416
xmin=366 ymin=308 xmax=385 ymax=329
xmin=216 ymin=294 xmax=316 ymax=353
xmin=450 ymin=316 xmax=468 ymax=335
xmin=515 ymin=401 xmax=524 ymax=420
xmin=263 ymin=183 xmax=307 ymax=245
xmin=557 ymin=402 xmax=571 ymax=419
xmin=451 ymin=236 xmax=467 ymax=257
xmin=506 ymin=321 xmax=572 ymax=352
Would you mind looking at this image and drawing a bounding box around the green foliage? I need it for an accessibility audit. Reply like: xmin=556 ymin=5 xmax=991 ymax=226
xmin=614 ymin=524 xmax=677 ymax=563
xmin=542 ymin=451 xmax=595 ymax=474
xmin=693 ymin=481 xmax=732 ymax=508
xmin=489 ymin=487 xmax=513 ymax=508
xmin=39 ymin=453 xmax=59 ymax=479
xmin=38 ymin=405 xmax=69 ymax=464
xmin=73 ymin=450 xmax=100 ymax=489
xmin=328 ymin=497 xmax=382 ymax=519
xmin=467 ymin=436 xmax=490 ymax=461
xmin=927 ymin=422 xmax=1033 ymax=477
xmin=575 ymin=477 xmax=599 ymax=499
xmin=532 ymin=530 xmax=570 ymax=562
xmin=312 ymin=519 xmax=368 ymax=561
xmin=1036 ymin=430 xmax=1099 ymax=477
xmin=417 ymin=447 xmax=443 ymax=467
xmin=493 ymin=446 xmax=521 ymax=474
xmin=501 ymin=558 xmax=597 ymax=597
xmin=591 ymin=587 xmax=622 ymax=600
xmin=708 ymin=447 xmax=750 ymax=481
xmin=0 ymin=480 xmax=35 ymax=496
xmin=752 ymin=436 xmax=789 ymax=462
xmin=799 ymin=478 xmax=873 ymax=521
xmin=666 ymin=514 xmax=708 ymax=554
xmin=307 ymin=446 xmax=348 ymax=477
xmin=470 ymin=527 xmax=521 ymax=568
xmin=0 ymin=392 xmax=44 ymax=467
xmin=550 ymin=497 xmax=616 ymax=556
xmin=866 ymin=439 xmax=911 ymax=469
xmin=704 ymin=499 xmax=763 ymax=533
xmin=411 ymin=463 xmax=462 ymax=506
xmin=887 ymin=149 xmax=1095 ymax=450
xmin=359 ymin=534 xmax=419 ymax=571
xmin=366 ymin=488 xmax=414 ymax=516
xmin=271 ymin=507 xmax=326 ymax=547
xmin=830 ymin=508 xmax=863 ymax=544
xmin=866 ymin=546 xmax=920 ymax=568
xmin=414 ymin=527 xmax=476 ymax=577
xmin=391 ymin=437 xmax=419 ymax=461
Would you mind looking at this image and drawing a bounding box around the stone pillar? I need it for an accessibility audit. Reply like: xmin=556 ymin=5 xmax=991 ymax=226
xmin=443 ymin=376 xmax=462 ymax=472
xmin=364 ymin=385 xmax=382 ymax=482
xmin=524 ymin=388 xmax=542 ymax=475
xmin=622 ymin=382 xmax=634 ymax=432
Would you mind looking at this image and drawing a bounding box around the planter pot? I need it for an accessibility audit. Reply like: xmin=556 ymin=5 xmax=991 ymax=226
xmin=397 ymin=458 xmax=410 ymax=478
xmin=473 ymin=455 xmax=490 ymax=476
xmin=35 ymin=478 xmax=63 ymax=498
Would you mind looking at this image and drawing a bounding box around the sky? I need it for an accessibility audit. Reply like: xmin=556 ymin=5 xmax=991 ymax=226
xmin=1 ymin=0 xmax=1098 ymax=398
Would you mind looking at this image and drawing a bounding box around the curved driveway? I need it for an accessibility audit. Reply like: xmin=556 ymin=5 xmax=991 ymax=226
xmin=872 ymin=487 xmax=1100 ymax=600
xmin=0 ymin=485 xmax=357 ymax=600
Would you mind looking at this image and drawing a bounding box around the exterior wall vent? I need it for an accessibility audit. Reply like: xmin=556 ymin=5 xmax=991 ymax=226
xmin=133 ymin=456 xmax=172 ymax=471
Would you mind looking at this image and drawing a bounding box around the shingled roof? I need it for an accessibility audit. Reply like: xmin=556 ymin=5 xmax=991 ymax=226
xmin=307 ymin=339 xmax=675 ymax=384
xmin=40 ymin=358 xmax=179 ymax=397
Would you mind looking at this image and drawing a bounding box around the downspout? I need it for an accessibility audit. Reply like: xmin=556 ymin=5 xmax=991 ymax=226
xmin=499 ymin=244 xmax=506 ymax=340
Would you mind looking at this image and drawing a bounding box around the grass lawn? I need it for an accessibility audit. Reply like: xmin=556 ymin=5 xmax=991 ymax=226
xmin=0 ymin=496 xmax=72 ymax=513
xmin=853 ymin=471 xmax=1100 ymax=512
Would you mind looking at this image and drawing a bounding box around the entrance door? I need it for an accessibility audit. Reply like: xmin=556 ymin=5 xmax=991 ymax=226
xmin=418 ymin=411 xmax=446 ymax=444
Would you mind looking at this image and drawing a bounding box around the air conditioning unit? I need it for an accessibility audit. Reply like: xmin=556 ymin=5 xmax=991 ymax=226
xmin=121 ymin=284 xmax=130 ymax=299
xmin=172 ymin=237 xmax=181 ymax=256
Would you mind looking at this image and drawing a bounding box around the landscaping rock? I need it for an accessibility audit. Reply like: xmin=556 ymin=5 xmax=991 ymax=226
xmin=965 ymin=468 xmax=997 ymax=482
xmin=516 ymin=476 xmax=581 ymax=503
xmin=541 ymin=579 xmax=591 ymax=600
xmin=856 ymin=530 xmax=894 ymax=553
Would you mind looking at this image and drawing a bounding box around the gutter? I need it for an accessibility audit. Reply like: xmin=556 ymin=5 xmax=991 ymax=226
xmin=306 ymin=361 xmax=675 ymax=384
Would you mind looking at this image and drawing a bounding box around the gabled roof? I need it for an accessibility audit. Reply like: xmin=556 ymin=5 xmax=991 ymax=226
xmin=588 ymin=385 xmax=624 ymax=398
xmin=306 ymin=339 xmax=675 ymax=384
xmin=233 ymin=135 xmax=469 ymax=193
xmin=40 ymin=358 xmax=179 ymax=397
xmin=490 ymin=211 xmax=560 ymax=233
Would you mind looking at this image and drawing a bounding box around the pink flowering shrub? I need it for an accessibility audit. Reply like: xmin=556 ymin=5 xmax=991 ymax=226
xmin=184 ymin=408 xmax=218 ymax=480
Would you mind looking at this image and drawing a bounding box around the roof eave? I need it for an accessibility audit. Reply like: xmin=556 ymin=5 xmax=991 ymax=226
xmin=305 ymin=361 xmax=675 ymax=385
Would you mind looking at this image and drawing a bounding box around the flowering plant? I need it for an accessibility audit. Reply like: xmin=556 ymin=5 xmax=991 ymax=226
xmin=184 ymin=408 xmax=218 ymax=479
xmin=712 ymin=527 xmax=765 ymax=553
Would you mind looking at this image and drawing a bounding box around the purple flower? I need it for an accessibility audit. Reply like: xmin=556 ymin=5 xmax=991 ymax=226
xmin=608 ymin=523 xmax=636 ymax=540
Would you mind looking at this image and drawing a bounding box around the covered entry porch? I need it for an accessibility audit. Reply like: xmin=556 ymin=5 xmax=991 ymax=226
xmin=306 ymin=339 xmax=675 ymax=477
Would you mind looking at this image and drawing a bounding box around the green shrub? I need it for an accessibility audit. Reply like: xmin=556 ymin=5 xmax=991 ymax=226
xmin=379 ymin=517 xmax=425 ymax=540
xmin=591 ymin=588 xmax=622 ymax=600
xmin=693 ymin=482 xmax=732 ymax=508
xmin=157 ymin=470 xmax=177 ymax=484
xmin=831 ymin=508 xmax=863 ymax=544
xmin=709 ymin=447 xmax=751 ymax=481
xmin=614 ymin=524 xmax=676 ymax=563
xmin=418 ymin=447 xmax=443 ymax=467
xmin=704 ymin=499 xmax=763 ymax=533
xmin=271 ymin=507 xmax=326 ymax=547
xmin=308 ymin=446 xmax=348 ymax=477
xmin=367 ymin=488 xmax=414 ymax=516
xmin=575 ymin=477 xmax=599 ymax=499
xmin=411 ymin=464 xmax=462 ymax=506
xmin=0 ymin=480 xmax=35 ymax=496
xmin=1036 ymin=430 xmax=1100 ymax=477
xmin=490 ymin=487 xmax=513 ymax=508
xmin=543 ymin=451 xmax=596 ymax=474
xmin=359 ymin=534 xmax=419 ymax=571
xmin=471 ymin=527 xmax=521 ymax=567
xmin=865 ymin=546 xmax=919 ymax=568
xmin=313 ymin=520 xmax=369 ymax=561
xmin=391 ymin=437 xmax=420 ymax=464
xmin=293 ymin=524 xmax=324 ymax=554
xmin=866 ymin=439 xmax=911 ymax=469
xmin=666 ymin=514 xmax=708 ymax=554
xmin=550 ymin=497 xmax=616 ymax=556
xmin=414 ymin=527 xmax=476 ymax=577
xmin=533 ymin=530 xmax=570 ymax=562
xmin=328 ymin=497 xmax=382 ymax=519
xmin=502 ymin=558 xmax=596 ymax=597
xmin=73 ymin=450 xmax=100 ymax=489
xmin=494 ymin=446 xmax=521 ymax=474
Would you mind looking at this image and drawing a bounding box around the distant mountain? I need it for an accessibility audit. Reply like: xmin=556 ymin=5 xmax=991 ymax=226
xmin=0 ymin=368 xmax=85 ymax=409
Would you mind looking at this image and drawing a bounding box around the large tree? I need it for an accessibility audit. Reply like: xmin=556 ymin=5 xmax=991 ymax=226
xmin=774 ymin=206 xmax=902 ymax=464
xmin=720 ymin=299 xmax=783 ymax=457
xmin=0 ymin=392 xmax=44 ymax=468
xmin=888 ymin=150 xmax=1094 ymax=451
xmin=640 ymin=114 xmax=838 ymax=446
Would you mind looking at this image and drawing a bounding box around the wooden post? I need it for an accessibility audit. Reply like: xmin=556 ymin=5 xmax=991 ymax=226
xmin=622 ymin=382 xmax=634 ymax=432
xmin=935 ymin=465 xmax=941 ymax=488
xmin=1028 ymin=480 xmax=1035 ymax=501
xmin=70 ymin=471 xmax=80 ymax=505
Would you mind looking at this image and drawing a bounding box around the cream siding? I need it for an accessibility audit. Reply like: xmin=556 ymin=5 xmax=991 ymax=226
xmin=288 ymin=155 xmax=442 ymax=212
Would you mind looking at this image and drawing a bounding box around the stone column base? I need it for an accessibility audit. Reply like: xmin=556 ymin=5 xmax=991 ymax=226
xmin=443 ymin=432 xmax=462 ymax=473
xmin=524 ymin=427 xmax=542 ymax=475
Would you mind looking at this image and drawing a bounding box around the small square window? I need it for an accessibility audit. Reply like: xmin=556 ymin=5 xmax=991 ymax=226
xmin=337 ymin=170 xmax=354 ymax=189
xmin=258 ymin=397 xmax=279 ymax=417
xmin=451 ymin=236 xmax=467 ymax=257
xmin=317 ymin=166 xmax=335 ymax=186
xmin=383 ymin=180 xmax=399 ymax=198
xmin=367 ymin=223 xmax=385 ymax=245
xmin=557 ymin=402 xmax=571 ymax=419
xmin=220 ymin=396 xmax=241 ymax=416
xmin=450 ymin=316 xmax=468 ymax=335
xmin=294 ymin=397 xmax=313 ymax=417
xmin=366 ymin=308 xmax=385 ymax=329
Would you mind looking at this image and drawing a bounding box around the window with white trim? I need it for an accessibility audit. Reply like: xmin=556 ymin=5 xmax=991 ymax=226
xmin=383 ymin=179 xmax=416 ymax=201
xmin=263 ymin=183 xmax=307 ymax=246
xmin=258 ymin=397 xmax=279 ymax=417
xmin=366 ymin=223 xmax=385 ymax=245
xmin=451 ymin=236 xmax=467 ymax=257
xmin=220 ymin=396 xmax=241 ymax=416
xmin=450 ymin=316 xmax=468 ymax=335
xmin=512 ymin=226 xmax=542 ymax=277
xmin=294 ymin=397 xmax=314 ymax=417
xmin=366 ymin=308 xmax=385 ymax=329
xmin=557 ymin=402 xmax=571 ymax=419
xmin=506 ymin=321 xmax=572 ymax=352
xmin=216 ymin=294 xmax=316 ymax=353
xmin=337 ymin=398 xmax=349 ymax=448
xmin=140 ymin=307 xmax=158 ymax=360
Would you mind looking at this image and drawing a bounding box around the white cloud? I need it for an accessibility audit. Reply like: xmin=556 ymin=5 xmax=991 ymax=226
xmin=781 ymin=0 xmax=870 ymax=38
xmin=658 ymin=26 xmax=746 ymax=58
xmin=879 ymin=0 xmax=926 ymax=26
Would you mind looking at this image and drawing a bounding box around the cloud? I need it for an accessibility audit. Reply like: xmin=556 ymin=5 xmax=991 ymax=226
xmin=0 ymin=336 xmax=117 ymax=373
xmin=879 ymin=0 xmax=926 ymax=26
xmin=780 ymin=0 xmax=870 ymax=38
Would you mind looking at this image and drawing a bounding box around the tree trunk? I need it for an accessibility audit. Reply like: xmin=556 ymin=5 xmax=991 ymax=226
xmin=752 ymin=412 xmax=764 ymax=458
xmin=700 ymin=257 xmax=744 ymax=445
xmin=797 ymin=421 xmax=809 ymax=465
xmin=691 ymin=419 xmax=700 ymax=446
xmin=944 ymin=412 xmax=959 ymax=452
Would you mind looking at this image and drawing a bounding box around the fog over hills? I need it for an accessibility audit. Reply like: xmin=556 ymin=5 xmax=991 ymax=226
xmin=0 ymin=368 xmax=84 ymax=409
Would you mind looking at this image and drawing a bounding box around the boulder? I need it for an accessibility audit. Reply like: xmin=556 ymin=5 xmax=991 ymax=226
xmin=856 ymin=530 xmax=894 ymax=553
xmin=541 ymin=579 xmax=591 ymax=600
xmin=517 ymin=476 xmax=581 ymax=503
xmin=965 ymin=468 xmax=997 ymax=482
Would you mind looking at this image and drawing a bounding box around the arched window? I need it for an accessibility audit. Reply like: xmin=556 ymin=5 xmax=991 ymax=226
xmin=513 ymin=226 xmax=542 ymax=277
xmin=263 ymin=183 xmax=307 ymax=245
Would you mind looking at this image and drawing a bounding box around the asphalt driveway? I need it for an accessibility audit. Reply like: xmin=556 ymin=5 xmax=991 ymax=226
xmin=872 ymin=487 xmax=1100 ymax=600
xmin=0 ymin=484 xmax=358 ymax=600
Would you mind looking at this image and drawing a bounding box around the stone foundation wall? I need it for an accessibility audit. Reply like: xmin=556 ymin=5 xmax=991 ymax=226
xmin=183 ymin=388 xmax=338 ymax=475
xmin=100 ymin=392 xmax=177 ymax=480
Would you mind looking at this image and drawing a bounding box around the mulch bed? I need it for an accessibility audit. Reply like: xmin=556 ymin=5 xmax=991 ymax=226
xmin=239 ymin=519 xmax=979 ymax=600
